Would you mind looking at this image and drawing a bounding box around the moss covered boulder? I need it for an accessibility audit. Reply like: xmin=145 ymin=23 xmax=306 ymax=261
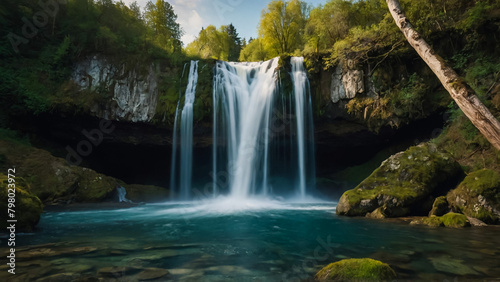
xmin=314 ymin=258 xmax=396 ymax=281
xmin=0 ymin=174 xmax=43 ymax=232
xmin=0 ymin=139 xmax=123 ymax=204
xmin=337 ymin=143 xmax=463 ymax=217
xmin=447 ymin=169 xmax=500 ymax=224
xmin=410 ymin=213 xmax=471 ymax=228
xmin=429 ymin=196 xmax=449 ymax=216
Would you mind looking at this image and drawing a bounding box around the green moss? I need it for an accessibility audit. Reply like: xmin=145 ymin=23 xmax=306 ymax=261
xmin=75 ymin=169 xmax=120 ymax=202
xmin=0 ymin=174 xmax=43 ymax=232
xmin=447 ymin=169 xmax=500 ymax=224
xmin=337 ymin=143 xmax=463 ymax=217
xmin=459 ymin=169 xmax=500 ymax=194
xmin=315 ymin=258 xmax=397 ymax=281
xmin=412 ymin=213 xmax=470 ymax=228
xmin=441 ymin=212 xmax=471 ymax=228
xmin=429 ymin=196 xmax=449 ymax=216
xmin=420 ymin=216 xmax=445 ymax=227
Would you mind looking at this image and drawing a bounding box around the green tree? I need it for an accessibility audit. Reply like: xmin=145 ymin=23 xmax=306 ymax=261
xmin=258 ymin=0 xmax=307 ymax=57
xmin=144 ymin=0 xmax=183 ymax=52
xmin=304 ymin=0 xmax=353 ymax=54
xmin=185 ymin=24 xmax=242 ymax=61
xmin=239 ymin=38 xmax=268 ymax=61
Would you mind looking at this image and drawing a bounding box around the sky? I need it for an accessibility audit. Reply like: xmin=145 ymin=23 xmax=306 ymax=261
xmin=122 ymin=0 xmax=327 ymax=46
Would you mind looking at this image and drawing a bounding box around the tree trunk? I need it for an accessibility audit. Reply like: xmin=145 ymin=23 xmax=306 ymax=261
xmin=386 ymin=0 xmax=500 ymax=150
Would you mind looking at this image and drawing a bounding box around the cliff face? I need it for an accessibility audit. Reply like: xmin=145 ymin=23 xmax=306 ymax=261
xmin=329 ymin=63 xmax=378 ymax=104
xmin=72 ymin=56 xmax=160 ymax=123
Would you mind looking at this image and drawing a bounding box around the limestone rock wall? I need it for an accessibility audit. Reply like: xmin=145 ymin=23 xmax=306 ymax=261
xmin=329 ymin=62 xmax=378 ymax=104
xmin=72 ymin=56 xmax=159 ymax=122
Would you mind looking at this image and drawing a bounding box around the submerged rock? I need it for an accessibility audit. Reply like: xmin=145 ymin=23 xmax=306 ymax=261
xmin=447 ymin=169 xmax=500 ymax=224
xmin=410 ymin=213 xmax=471 ymax=228
xmin=0 ymin=174 xmax=43 ymax=232
xmin=135 ymin=268 xmax=169 ymax=280
xmin=429 ymin=256 xmax=479 ymax=276
xmin=336 ymin=143 xmax=463 ymax=217
xmin=314 ymin=258 xmax=396 ymax=281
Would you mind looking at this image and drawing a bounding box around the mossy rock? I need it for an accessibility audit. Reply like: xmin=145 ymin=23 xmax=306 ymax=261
xmin=74 ymin=168 xmax=118 ymax=202
xmin=429 ymin=196 xmax=449 ymax=216
xmin=314 ymin=258 xmax=396 ymax=281
xmin=0 ymin=139 xmax=123 ymax=204
xmin=441 ymin=212 xmax=471 ymax=228
xmin=446 ymin=169 xmax=500 ymax=224
xmin=0 ymin=174 xmax=43 ymax=232
xmin=410 ymin=213 xmax=470 ymax=228
xmin=337 ymin=143 xmax=463 ymax=217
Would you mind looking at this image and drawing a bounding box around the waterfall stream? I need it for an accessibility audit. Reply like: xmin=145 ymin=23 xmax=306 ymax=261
xmin=212 ymin=57 xmax=315 ymax=200
xmin=170 ymin=61 xmax=199 ymax=200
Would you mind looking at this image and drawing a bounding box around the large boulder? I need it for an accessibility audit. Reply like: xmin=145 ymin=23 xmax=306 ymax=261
xmin=0 ymin=139 xmax=123 ymax=204
xmin=314 ymin=258 xmax=396 ymax=281
xmin=0 ymin=174 xmax=43 ymax=232
xmin=447 ymin=169 xmax=500 ymax=224
xmin=337 ymin=143 xmax=463 ymax=217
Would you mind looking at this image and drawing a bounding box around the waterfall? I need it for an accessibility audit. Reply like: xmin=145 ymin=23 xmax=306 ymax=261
xmin=117 ymin=186 xmax=132 ymax=203
xmin=291 ymin=57 xmax=307 ymax=198
xmin=170 ymin=61 xmax=198 ymax=200
xmin=212 ymin=57 xmax=315 ymax=199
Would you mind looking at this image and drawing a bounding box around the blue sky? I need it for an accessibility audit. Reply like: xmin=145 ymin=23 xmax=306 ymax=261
xmin=122 ymin=0 xmax=327 ymax=46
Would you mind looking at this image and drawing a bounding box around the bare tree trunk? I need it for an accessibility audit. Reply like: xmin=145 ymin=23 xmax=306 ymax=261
xmin=386 ymin=0 xmax=500 ymax=150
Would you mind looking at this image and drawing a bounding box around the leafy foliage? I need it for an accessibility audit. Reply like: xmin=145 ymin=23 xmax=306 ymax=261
xmin=185 ymin=24 xmax=242 ymax=61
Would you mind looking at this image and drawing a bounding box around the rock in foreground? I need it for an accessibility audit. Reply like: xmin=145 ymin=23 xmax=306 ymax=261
xmin=337 ymin=143 xmax=463 ymax=217
xmin=314 ymin=258 xmax=396 ymax=281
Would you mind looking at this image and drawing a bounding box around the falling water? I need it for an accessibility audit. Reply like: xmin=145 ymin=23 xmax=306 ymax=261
xmin=213 ymin=57 xmax=315 ymax=199
xmin=179 ymin=61 xmax=199 ymax=199
xmin=170 ymin=62 xmax=188 ymax=199
xmin=170 ymin=61 xmax=198 ymax=200
xmin=291 ymin=57 xmax=307 ymax=198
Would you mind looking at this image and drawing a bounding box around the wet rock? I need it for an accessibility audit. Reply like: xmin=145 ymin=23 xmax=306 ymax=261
xmin=429 ymin=256 xmax=479 ymax=276
xmin=315 ymin=258 xmax=396 ymax=281
xmin=337 ymin=143 xmax=463 ymax=217
xmin=135 ymin=268 xmax=169 ymax=281
xmin=97 ymin=266 xmax=140 ymax=278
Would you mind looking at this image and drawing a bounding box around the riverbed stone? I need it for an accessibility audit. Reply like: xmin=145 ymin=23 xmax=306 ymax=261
xmin=97 ymin=266 xmax=140 ymax=278
xmin=315 ymin=258 xmax=396 ymax=281
xmin=447 ymin=169 xmax=500 ymax=224
xmin=135 ymin=268 xmax=169 ymax=280
xmin=337 ymin=143 xmax=463 ymax=217
xmin=429 ymin=256 xmax=479 ymax=276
